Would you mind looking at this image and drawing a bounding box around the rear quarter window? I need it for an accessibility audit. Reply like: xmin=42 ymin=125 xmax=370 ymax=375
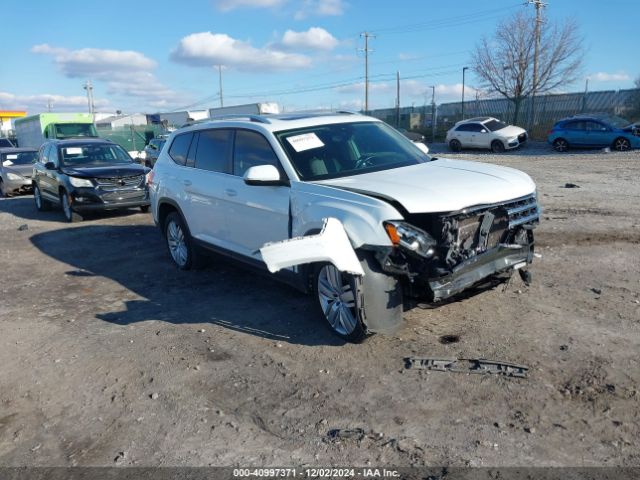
xmin=168 ymin=133 xmax=194 ymax=166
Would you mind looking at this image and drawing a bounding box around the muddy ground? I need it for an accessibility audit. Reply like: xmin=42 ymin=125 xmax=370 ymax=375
xmin=0 ymin=142 xmax=638 ymax=467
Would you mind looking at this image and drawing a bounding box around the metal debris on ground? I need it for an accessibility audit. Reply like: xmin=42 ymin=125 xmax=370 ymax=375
xmin=563 ymin=183 xmax=581 ymax=188
xmin=17 ymin=224 xmax=28 ymax=231
xmin=404 ymin=357 xmax=529 ymax=378
xmin=326 ymin=428 xmax=365 ymax=441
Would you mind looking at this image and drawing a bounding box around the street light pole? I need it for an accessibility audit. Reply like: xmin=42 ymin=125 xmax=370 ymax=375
xmin=461 ymin=66 xmax=469 ymax=120
xmin=430 ymin=85 xmax=436 ymax=142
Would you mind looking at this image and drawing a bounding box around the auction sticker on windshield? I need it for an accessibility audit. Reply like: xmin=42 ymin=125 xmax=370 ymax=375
xmin=286 ymin=132 xmax=324 ymax=152
xmin=64 ymin=147 xmax=83 ymax=155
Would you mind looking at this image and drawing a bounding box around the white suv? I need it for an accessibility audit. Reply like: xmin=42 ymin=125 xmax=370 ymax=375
xmin=149 ymin=112 xmax=539 ymax=342
xmin=446 ymin=117 xmax=528 ymax=153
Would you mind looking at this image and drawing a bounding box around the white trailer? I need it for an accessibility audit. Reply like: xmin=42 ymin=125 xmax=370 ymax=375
xmin=208 ymin=103 xmax=280 ymax=118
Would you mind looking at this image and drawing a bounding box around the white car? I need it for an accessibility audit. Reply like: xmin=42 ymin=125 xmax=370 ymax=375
xmin=149 ymin=112 xmax=539 ymax=342
xmin=446 ymin=117 xmax=528 ymax=153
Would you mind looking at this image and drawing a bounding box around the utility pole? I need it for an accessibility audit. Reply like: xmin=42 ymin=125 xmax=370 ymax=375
xmin=359 ymin=32 xmax=374 ymax=114
xmin=47 ymin=98 xmax=53 ymax=112
xmin=528 ymin=0 xmax=546 ymax=129
xmin=218 ymin=65 xmax=224 ymax=107
xmin=396 ymin=71 xmax=400 ymax=128
xmin=430 ymin=85 xmax=436 ymax=143
xmin=83 ymin=80 xmax=95 ymax=116
xmin=461 ymin=66 xmax=469 ymax=120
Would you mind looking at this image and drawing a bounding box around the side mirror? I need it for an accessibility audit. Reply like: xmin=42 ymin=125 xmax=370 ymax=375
xmin=44 ymin=161 xmax=56 ymax=170
xmin=243 ymin=164 xmax=286 ymax=186
xmin=480 ymin=129 xmax=487 ymax=133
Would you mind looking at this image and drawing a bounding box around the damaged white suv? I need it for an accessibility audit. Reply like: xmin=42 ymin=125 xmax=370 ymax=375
xmin=149 ymin=112 xmax=539 ymax=342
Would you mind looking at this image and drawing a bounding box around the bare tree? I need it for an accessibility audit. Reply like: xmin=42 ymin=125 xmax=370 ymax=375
xmin=472 ymin=11 xmax=584 ymax=124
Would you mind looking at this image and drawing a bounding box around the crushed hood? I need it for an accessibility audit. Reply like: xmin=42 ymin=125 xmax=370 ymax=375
xmin=314 ymin=158 xmax=536 ymax=214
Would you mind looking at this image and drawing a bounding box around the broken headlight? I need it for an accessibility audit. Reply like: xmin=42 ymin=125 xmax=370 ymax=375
xmin=384 ymin=221 xmax=436 ymax=258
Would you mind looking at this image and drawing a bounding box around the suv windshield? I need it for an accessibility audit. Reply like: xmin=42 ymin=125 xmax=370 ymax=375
xmin=2 ymin=151 xmax=38 ymax=165
xmin=484 ymin=119 xmax=507 ymax=131
xmin=276 ymin=121 xmax=429 ymax=181
xmin=55 ymin=123 xmax=98 ymax=139
xmin=59 ymin=144 xmax=133 ymax=166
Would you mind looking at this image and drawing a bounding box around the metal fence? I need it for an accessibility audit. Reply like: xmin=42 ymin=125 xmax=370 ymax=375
xmin=370 ymin=88 xmax=640 ymax=141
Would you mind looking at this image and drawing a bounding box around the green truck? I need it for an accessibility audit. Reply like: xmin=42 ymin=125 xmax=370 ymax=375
xmin=14 ymin=113 xmax=98 ymax=148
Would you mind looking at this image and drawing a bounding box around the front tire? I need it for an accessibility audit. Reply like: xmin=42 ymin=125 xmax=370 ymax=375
xmin=33 ymin=183 xmax=51 ymax=211
xmin=613 ymin=137 xmax=631 ymax=151
xmin=164 ymin=211 xmax=200 ymax=270
xmin=449 ymin=139 xmax=462 ymax=152
xmin=0 ymin=179 xmax=9 ymax=197
xmin=313 ymin=252 xmax=404 ymax=343
xmin=60 ymin=190 xmax=82 ymax=222
xmin=314 ymin=263 xmax=367 ymax=343
xmin=491 ymin=140 xmax=506 ymax=153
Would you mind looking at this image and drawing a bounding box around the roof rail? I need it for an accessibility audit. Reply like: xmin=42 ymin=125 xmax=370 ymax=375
xmin=206 ymin=114 xmax=272 ymax=124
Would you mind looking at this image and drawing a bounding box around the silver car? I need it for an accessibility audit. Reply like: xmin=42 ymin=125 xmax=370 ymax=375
xmin=0 ymin=148 xmax=38 ymax=196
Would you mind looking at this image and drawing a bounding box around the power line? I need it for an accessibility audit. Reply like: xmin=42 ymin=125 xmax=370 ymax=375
xmin=367 ymin=4 xmax=522 ymax=35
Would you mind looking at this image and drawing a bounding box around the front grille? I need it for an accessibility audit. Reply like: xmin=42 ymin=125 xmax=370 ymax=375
xmin=503 ymin=194 xmax=540 ymax=228
xmin=95 ymin=175 xmax=144 ymax=190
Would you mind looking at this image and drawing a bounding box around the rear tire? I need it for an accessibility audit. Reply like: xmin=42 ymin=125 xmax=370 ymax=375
xmin=553 ymin=138 xmax=569 ymax=152
xmin=449 ymin=139 xmax=462 ymax=152
xmin=140 ymin=205 xmax=150 ymax=213
xmin=491 ymin=140 xmax=505 ymax=153
xmin=164 ymin=211 xmax=201 ymax=270
xmin=613 ymin=137 xmax=631 ymax=151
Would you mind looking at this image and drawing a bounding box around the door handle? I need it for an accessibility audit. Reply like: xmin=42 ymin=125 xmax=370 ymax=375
xmin=183 ymin=180 xmax=192 ymax=186
xmin=225 ymin=189 xmax=237 ymax=197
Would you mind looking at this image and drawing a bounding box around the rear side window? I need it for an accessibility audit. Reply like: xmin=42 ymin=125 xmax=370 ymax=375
xmin=168 ymin=133 xmax=193 ymax=166
xmin=455 ymin=124 xmax=472 ymax=132
xmin=39 ymin=144 xmax=51 ymax=164
xmin=194 ymin=129 xmax=232 ymax=173
xmin=233 ymin=130 xmax=280 ymax=177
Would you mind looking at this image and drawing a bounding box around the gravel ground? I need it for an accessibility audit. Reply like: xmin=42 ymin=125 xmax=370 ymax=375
xmin=0 ymin=142 xmax=639 ymax=467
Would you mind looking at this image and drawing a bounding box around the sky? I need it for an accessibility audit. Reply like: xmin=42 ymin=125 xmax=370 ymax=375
xmin=1 ymin=0 xmax=638 ymax=115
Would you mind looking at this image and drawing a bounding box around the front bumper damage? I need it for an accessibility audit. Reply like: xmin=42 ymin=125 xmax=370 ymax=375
xmin=379 ymin=193 xmax=540 ymax=302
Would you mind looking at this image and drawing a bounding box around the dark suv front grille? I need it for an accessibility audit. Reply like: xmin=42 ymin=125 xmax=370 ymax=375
xmin=95 ymin=175 xmax=144 ymax=190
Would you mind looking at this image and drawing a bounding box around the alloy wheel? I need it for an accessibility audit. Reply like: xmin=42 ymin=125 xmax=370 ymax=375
xmin=167 ymin=220 xmax=188 ymax=267
xmin=317 ymin=264 xmax=357 ymax=336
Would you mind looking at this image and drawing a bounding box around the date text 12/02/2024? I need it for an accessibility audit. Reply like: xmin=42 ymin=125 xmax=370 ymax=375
xmin=232 ymin=468 xmax=400 ymax=478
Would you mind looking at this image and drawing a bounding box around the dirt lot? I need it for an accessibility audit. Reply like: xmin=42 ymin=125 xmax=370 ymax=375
xmin=0 ymin=142 xmax=639 ymax=467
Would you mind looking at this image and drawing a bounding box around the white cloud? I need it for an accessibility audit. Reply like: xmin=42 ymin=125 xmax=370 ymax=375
xmin=214 ymin=0 xmax=285 ymax=11
xmin=171 ymin=31 xmax=311 ymax=71
xmin=281 ymin=27 xmax=338 ymax=51
xmin=294 ymin=0 xmax=345 ymax=19
xmin=0 ymin=91 xmax=109 ymax=114
xmin=32 ymin=44 xmax=182 ymax=105
xmin=335 ymin=80 xmax=478 ymax=106
xmin=335 ymin=82 xmax=392 ymax=95
xmin=589 ymin=71 xmax=631 ymax=82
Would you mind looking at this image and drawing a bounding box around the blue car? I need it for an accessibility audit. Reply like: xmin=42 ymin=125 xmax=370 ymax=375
xmin=547 ymin=114 xmax=640 ymax=152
